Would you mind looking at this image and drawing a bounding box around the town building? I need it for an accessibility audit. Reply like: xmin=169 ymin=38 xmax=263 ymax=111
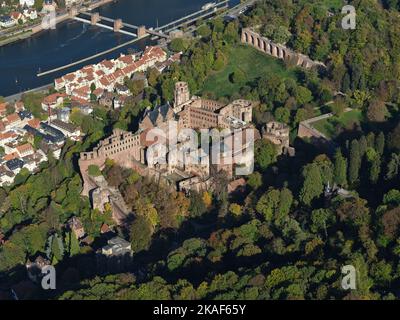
xmin=54 ymin=46 xmax=167 ymax=103
xmin=101 ymin=237 xmax=133 ymax=257
xmin=16 ymin=143 xmax=34 ymax=158
xmin=49 ymin=119 xmax=81 ymax=140
xmin=68 ymin=216 xmax=86 ymax=240
xmin=41 ymin=93 xmax=67 ymax=111
xmin=0 ymin=15 xmax=16 ymax=28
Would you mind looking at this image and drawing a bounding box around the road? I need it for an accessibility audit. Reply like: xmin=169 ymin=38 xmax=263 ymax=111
xmin=226 ymin=0 xmax=258 ymax=17
xmin=4 ymin=84 xmax=52 ymax=103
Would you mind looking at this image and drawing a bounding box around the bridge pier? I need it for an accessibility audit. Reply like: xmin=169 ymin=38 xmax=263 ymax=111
xmin=69 ymin=7 xmax=78 ymax=18
xmin=137 ymin=25 xmax=147 ymax=38
xmin=91 ymin=12 xmax=100 ymax=25
xmin=114 ymin=19 xmax=123 ymax=32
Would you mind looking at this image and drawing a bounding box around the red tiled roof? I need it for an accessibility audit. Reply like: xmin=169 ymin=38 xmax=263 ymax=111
xmin=63 ymin=73 xmax=76 ymax=82
xmin=4 ymin=113 xmax=20 ymax=124
xmin=0 ymin=102 xmax=8 ymax=112
xmin=16 ymin=143 xmax=33 ymax=154
xmin=43 ymin=93 xmax=66 ymax=105
xmin=93 ymin=88 xmax=104 ymax=97
xmin=118 ymin=54 xmax=134 ymax=64
xmin=99 ymin=77 xmax=111 ymax=87
xmin=71 ymin=96 xmax=89 ymax=105
xmin=100 ymin=60 xmax=114 ymax=69
xmin=27 ymin=118 xmax=41 ymax=129
xmin=0 ymin=131 xmax=17 ymax=141
xmin=10 ymin=12 xmax=21 ymax=19
xmin=4 ymin=152 xmax=19 ymax=161
xmin=100 ymin=223 xmax=111 ymax=234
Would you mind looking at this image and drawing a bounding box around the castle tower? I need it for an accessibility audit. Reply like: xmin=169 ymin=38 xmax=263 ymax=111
xmin=174 ymin=82 xmax=190 ymax=111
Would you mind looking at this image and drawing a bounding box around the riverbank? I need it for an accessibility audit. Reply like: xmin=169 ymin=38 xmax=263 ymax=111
xmin=0 ymin=0 xmax=220 ymax=97
xmin=4 ymin=83 xmax=52 ymax=103
xmin=0 ymin=30 xmax=32 ymax=46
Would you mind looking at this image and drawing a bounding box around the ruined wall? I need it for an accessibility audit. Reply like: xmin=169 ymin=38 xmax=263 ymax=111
xmin=241 ymin=28 xmax=325 ymax=69
xmin=79 ymin=129 xmax=145 ymax=196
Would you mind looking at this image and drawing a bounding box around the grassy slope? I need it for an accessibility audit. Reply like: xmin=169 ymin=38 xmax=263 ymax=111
xmin=201 ymin=45 xmax=296 ymax=99
xmin=313 ymin=109 xmax=363 ymax=139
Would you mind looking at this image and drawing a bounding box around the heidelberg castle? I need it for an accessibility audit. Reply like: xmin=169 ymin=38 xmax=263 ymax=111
xmin=78 ymin=82 xmax=256 ymax=196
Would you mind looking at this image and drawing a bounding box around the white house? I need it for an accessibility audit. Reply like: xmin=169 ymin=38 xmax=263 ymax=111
xmin=23 ymin=8 xmax=38 ymax=20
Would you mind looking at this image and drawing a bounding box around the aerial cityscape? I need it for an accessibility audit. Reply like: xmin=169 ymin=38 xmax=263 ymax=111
xmin=0 ymin=0 xmax=399 ymax=306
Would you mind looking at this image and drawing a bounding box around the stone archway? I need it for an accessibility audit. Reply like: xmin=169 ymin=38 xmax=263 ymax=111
xmin=271 ymin=45 xmax=278 ymax=57
xmin=278 ymin=47 xmax=284 ymax=59
xmin=241 ymin=31 xmax=246 ymax=43
xmin=267 ymin=42 xmax=272 ymax=54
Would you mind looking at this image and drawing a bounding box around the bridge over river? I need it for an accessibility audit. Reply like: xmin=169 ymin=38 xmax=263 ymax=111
xmin=37 ymin=0 xmax=229 ymax=77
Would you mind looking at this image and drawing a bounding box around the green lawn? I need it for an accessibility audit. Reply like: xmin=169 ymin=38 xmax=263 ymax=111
xmin=201 ymin=45 xmax=296 ymax=98
xmin=313 ymin=109 xmax=364 ymax=139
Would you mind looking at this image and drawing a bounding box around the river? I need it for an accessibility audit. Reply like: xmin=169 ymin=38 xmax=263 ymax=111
xmin=0 ymin=0 xmax=239 ymax=97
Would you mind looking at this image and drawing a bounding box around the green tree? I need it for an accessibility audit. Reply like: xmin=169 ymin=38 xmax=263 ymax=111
xmin=375 ymin=132 xmax=385 ymax=155
xmin=229 ymin=203 xmax=242 ymax=216
xmin=310 ymin=209 xmax=332 ymax=236
xmin=130 ymin=215 xmax=153 ymax=253
xmin=385 ymin=153 xmax=400 ymax=181
xmin=256 ymin=188 xmax=293 ymax=224
xmin=365 ymin=148 xmax=381 ymax=184
xmin=348 ymin=139 xmax=361 ymax=185
xmin=295 ymin=86 xmax=312 ymax=105
xmin=255 ymin=140 xmax=277 ymax=172
xmin=274 ymin=107 xmax=290 ymax=123
xmin=197 ymin=24 xmax=211 ymax=38
xmin=333 ymin=148 xmax=348 ymax=187
xmin=247 ymin=172 xmax=262 ymax=190
xmin=300 ymin=163 xmax=324 ymax=206
xmin=169 ymin=38 xmax=189 ymax=52
xmin=189 ymin=192 xmax=207 ymax=217
xmin=88 ymin=165 xmax=102 ymax=177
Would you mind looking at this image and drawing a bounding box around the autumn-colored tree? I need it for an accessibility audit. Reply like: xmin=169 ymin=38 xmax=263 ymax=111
xmin=366 ymin=99 xmax=387 ymax=122
xmin=229 ymin=203 xmax=242 ymax=217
